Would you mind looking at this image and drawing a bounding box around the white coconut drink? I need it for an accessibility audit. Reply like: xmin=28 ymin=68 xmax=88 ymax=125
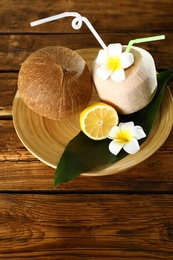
xmin=92 ymin=43 xmax=158 ymax=114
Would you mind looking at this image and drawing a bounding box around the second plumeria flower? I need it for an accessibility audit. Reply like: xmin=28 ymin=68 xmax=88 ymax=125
xmin=108 ymin=121 xmax=146 ymax=155
xmin=96 ymin=43 xmax=134 ymax=82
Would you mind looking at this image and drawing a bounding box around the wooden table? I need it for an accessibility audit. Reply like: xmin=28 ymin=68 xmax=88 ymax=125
xmin=1 ymin=0 xmax=173 ymax=259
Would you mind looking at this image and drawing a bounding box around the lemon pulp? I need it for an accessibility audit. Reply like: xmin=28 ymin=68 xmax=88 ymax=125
xmin=80 ymin=102 xmax=119 ymax=140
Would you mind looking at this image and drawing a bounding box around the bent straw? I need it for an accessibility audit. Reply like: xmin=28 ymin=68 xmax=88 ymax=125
xmin=30 ymin=12 xmax=80 ymax=27
xmin=30 ymin=12 xmax=107 ymax=50
xmin=125 ymin=35 xmax=165 ymax=52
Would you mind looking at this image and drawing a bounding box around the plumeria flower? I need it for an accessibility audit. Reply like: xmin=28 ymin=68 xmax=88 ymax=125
xmin=96 ymin=43 xmax=134 ymax=82
xmin=108 ymin=121 xmax=146 ymax=155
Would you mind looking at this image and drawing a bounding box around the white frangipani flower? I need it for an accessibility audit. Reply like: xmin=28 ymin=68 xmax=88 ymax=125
xmin=96 ymin=43 xmax=134 ymax=82
xmin=108 ymin=121 xmax=146 ymax=155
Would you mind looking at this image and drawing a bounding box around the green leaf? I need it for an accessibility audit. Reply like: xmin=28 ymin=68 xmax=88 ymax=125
xmin=54 ymin=69 xmax=173 ymax=188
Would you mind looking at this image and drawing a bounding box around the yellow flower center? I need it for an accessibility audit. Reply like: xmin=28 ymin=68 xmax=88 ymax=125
xmin=107 ymin=57 xmax=121 ymax=71
xmin=115 ymin=129 xmax=132 ymax=143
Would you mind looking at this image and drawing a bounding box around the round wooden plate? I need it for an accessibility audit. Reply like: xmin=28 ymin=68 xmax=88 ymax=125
xmin=12 ymin=48 xmax=173 ymax=176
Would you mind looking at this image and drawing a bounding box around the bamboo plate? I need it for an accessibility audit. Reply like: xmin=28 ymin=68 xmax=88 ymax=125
xmin=12 ymin=49 xmax=173 ymax=176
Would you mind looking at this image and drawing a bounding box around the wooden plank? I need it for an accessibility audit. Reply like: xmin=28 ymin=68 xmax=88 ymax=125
xmin=1 ymin=0 xmax=173 ymax=33
xmin=0 ymin=73 xmax=17 ymax=118
xmin=0 ymin=120 xmax=173 ymax=191
xmin=0 ymin=34 xmax=172 ymax=71
xmin=0 ymin=194 xmax=173 ymax=259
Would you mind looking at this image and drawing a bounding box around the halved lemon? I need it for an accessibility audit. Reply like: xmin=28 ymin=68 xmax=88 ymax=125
xmin=80 ymin=102 xmax=119 ymax=140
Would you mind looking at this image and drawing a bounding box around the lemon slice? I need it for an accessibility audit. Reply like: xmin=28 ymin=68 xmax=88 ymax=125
xmin=80 ymin=102 xmax=119 ymax=140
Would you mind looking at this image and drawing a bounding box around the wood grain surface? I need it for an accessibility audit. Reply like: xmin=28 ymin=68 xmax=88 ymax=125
xmin=0 ymin=194 xmax=173 ymax=259
xmin=0 ymin=0 xmax=173 ymax=259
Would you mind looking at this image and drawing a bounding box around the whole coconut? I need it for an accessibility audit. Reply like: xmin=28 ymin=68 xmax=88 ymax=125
xmin=18 ymin=46 xmax=93 ymax=120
